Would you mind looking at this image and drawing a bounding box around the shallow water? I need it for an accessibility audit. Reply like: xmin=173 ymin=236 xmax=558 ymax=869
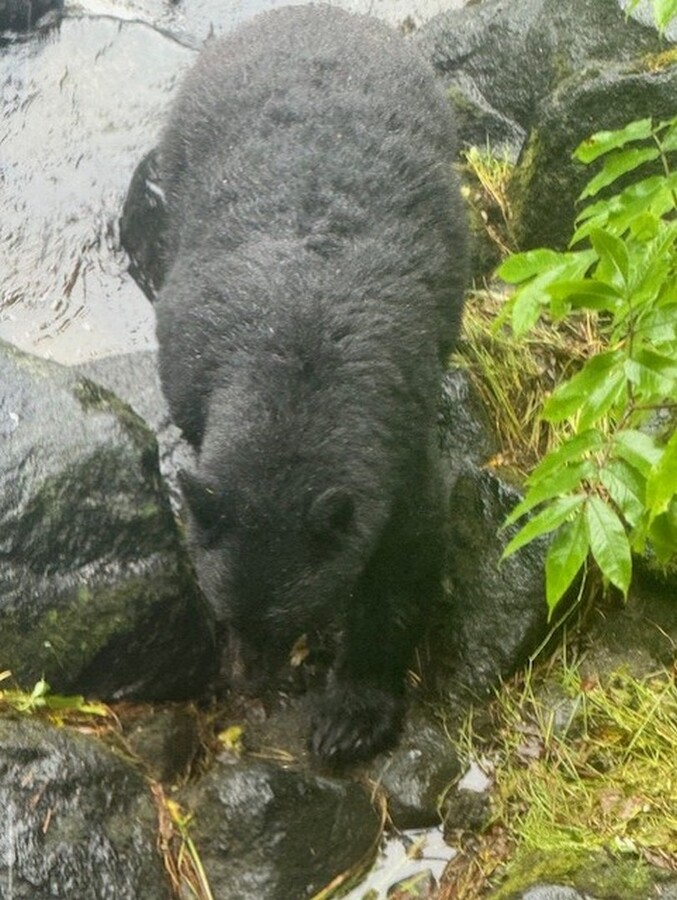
xmin=0 ymin=0 xmax=466 ymax=365
xmin=0 ymin=15 xmax=190 ymax=362
xmin=346 ymin=827 xmax=455 ymax=899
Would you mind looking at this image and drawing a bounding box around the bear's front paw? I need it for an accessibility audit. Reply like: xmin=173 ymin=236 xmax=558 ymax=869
xmin=310 ymin=683 xmax=404 ymax=766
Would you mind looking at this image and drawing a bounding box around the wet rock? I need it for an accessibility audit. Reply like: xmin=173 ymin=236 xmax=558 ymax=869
xmin=366 ymin=707 xmax=461 ymax=830
xmin=417 ymin=0 xmax=668 ymax=155
xmin=511 ymin=59 xmax=677 ymax=250
xmin=0 ymin=716 xmax=171 ymax=899
xmin=438 ymin=367 xmax=498 ymax=488
xmin=123 ymin=704 xmax=202 ymax=784
xmin=493 ymin=849 xmax=677 ymax=899
xmin=521 ymin=889 xmax=589 ymax=900
xmin=74 ymin=350 xmax=194 ymax=512
xmin=0 ymin=0 xmax=61 ymax=31
xmin=0 ymin=340 xmax=215 ymax=700
xmin=180 ymin=759 xmax=381 ymax=900
xmin=430 ymin=465 xmax=550 ymax=699
xmin=442 ymin=785 xmax=490 ymax=834
xmin=74 ymin=350 xmax=169 ymax=436
xmin=238 ymin=694 xmax=314 ymax=766
xmin=442 ymin=761 xmax=492 ymax=834
xmin=586 ymin=576 xmax=677 ymax=673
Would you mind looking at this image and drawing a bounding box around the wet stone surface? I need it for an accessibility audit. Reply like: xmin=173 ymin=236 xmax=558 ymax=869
xmin=0 ymin=716 xmax=171 ymax=899
xmin=0 ymin=339 xmax=215 ymax=700
xmin=122 ymin=703 xmax=203 ymax=784
xmin=429 ymin=463 xmax=551 ymax=700
xmin=365 ymin=707 xmax=462 ymax=830
xmin=441 ymin=760 xmax=492 ymax=835
xmin=180 ymin=758 xmax=382 ymax=900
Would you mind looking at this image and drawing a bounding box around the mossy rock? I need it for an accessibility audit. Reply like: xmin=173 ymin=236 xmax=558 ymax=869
xmin=510 ymin=59 xmax=677 ymax=250
xmin=0 ymin=340 xmax=215 ymax=699
xmin=418 ymin=0 xmax=667 ymax=152
xmin=489 ymin=849 xmax=676 ymax=900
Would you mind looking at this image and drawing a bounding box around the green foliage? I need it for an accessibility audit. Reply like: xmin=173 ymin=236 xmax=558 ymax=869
xmin=627 ymin=0 xmax=677 ymax=33
xmin=499 ymin=115 xmax=677 ymax=612
xmin=0 ymin=670 xmax=109 ymax=718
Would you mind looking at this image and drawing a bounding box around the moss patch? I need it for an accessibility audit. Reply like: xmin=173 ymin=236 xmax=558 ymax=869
xmin=440 ymin=654 xmax=677 ymax=899
xmin=0 ymin=566 xmax=182 ymax=689
xmin=640 ymin=46 xmax=677 ymax=73
xmin=490 ymin=848 xmax=659 ymax=899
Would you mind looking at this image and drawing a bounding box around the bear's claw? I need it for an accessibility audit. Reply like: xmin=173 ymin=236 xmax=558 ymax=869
xmin=310 ymin=683 xmax=404 ymax=766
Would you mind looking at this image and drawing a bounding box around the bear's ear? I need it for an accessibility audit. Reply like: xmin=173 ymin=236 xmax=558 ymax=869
xmin=178 ymin=469 xmax=225 ymax=530
xmin=307 ymin=487 xmax=355 ymax=542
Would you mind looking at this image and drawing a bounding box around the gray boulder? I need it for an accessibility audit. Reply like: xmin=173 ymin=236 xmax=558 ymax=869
xmin=0 ymin=340 xmax=214 ymax=700
xmin=74 ymin=350 xmax=194 ymax=512
xmin=495 ymin=849 xmax=677 ymax=900
xmin=521 ymin=889 xmax=589 ymax=900
xmin=180 ymin=759 xmax=381 ymax=900
xmin=418 ymin=0 xmax=668 ymax=156
xmin=0 ymin=717 xmax=171 ymax=899
xmin=510 ymin=59 xmax=677 ymax=250
xmin=431 ymin=370 xmax=553 ymax=699
xmin=438 ymin=366 xmax=498 ymax=487
xmin=442 ymin=759 xmax=492 ymax=834
xmin=431 ymin=464 xmax=550 ymax=699
xmin=365 ymin=706 xmax=462 ymax=829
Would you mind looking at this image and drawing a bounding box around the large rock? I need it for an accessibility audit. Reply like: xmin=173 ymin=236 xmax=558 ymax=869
xmin=430 ymin=465 xmax=550 ymax=699
xmin=74 ymin=350 xmax=194 ymax=512
xmin=0 ymin=717 xmax=171 ymax=898
xmin=433 ymin=370 xmax=553 ymax=699
xmin=438 ymin=367 xmax=498 ymax=487
xmin=417 ymin=0 xmax=669 ymax=156
xmin=0 ymin=340 xmax=214 ymax=699
xmin=520 ymin=889 xmax=588 ymax=900
xmin=584 ymin=574 xmax=677 ymax=673
xmin=180 ymin=759 xmax=381 ymax=900
xmin=510 ymin=59 xmax=677 ymax=250
xmin=491 ymin=849 xmax=677 ymax=900
xmin=365 ymin=707 xmax=462 ymax=829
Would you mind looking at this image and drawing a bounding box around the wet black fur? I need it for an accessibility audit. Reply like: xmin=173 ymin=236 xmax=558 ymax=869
xmin=154 ymin=5 xmax=467 ymax=763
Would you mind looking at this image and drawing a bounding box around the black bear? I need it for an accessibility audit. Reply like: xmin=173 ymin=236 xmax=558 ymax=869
xmin=154 ymin=5 xmax=467 ymax=763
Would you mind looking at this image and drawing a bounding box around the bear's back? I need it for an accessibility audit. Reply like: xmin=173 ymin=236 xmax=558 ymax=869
xmin=159 ymin=6 xmax=462 ymax=280
xmin=155 ymin=6 xmax=467 ymax=448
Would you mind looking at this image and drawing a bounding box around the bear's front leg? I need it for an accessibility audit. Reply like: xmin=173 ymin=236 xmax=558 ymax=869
xmin=310 ymin=522 xmax=443 ymax=765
